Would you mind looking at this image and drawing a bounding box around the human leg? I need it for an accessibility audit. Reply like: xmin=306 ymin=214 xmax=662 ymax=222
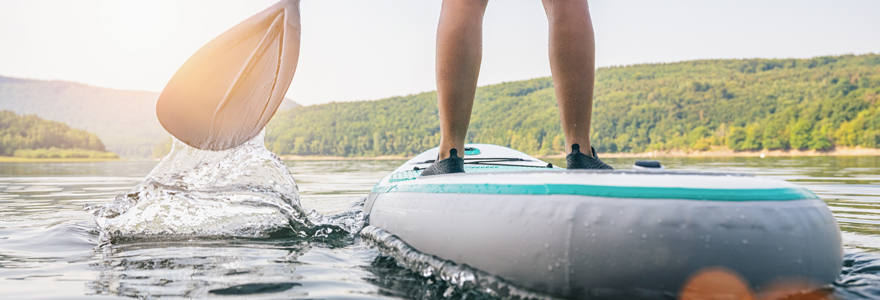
xmin=542 ymin=0 xmax=611 ymax=169
xmin=435 ymin=0 xmax=489 ymax=160
xmin=542 ymin=0 xmax=595 ymax=154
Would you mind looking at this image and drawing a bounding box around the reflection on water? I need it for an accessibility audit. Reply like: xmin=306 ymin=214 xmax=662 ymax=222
xmin=0 ymin=155 xmax=879 ymax=299
xmin=84 ymin=238 xmax=388 ymax=299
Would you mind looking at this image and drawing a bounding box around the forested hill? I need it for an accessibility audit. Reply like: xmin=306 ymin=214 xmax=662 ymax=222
xmin=266 ymin=53 xmax=880 ymax=156
xmin=0 ymin=76 xmax=300 ymax=158
xmin=0 ymin=77 xmax=166 ymax=157
xmin=0 ymin=110 xmax=116 ymax=158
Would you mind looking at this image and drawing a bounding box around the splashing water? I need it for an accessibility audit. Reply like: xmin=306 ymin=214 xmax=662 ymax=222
xmin=360 ymin=225 xmax=557 ymax=300
xmin=85 ymin=131 xmax=361 ymax=241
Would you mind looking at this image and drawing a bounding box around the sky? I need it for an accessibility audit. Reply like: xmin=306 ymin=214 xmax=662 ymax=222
xmin=0 ymin=0 xmax=878 ymax=106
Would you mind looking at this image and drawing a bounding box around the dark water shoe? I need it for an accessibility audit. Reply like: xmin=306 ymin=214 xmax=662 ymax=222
xmin=566 ymin=144 xmax=613 ymax=170
xmin=420 ymin=149 xmax=465 ymax=176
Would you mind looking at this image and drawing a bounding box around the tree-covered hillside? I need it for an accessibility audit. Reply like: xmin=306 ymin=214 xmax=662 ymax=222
xmin=0 ymin=110 xmax=116 ymax=158
xmin=266 ymin=53 xmax=880 ymax=156
xmin=0 ymin=77 xmax=166 ymax=157
xmin=0 ymin=76 xmax=300 ymax=158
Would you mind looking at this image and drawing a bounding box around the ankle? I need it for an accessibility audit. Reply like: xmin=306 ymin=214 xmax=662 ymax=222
xmin=570 ymin=143 xmax=593 ymax=157
xmin=438 ymin=141 xmax=464 ymax=159
xmin=439 ymin=148 xmax=459 ymax=160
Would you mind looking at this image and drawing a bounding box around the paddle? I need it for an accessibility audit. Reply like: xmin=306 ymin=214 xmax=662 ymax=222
xmin=156 ymin=0 xmax=300 ymax=151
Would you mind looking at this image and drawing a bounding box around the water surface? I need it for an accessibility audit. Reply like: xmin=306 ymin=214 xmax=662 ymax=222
xmin=1 ymin=156 xmax=879 ymax=299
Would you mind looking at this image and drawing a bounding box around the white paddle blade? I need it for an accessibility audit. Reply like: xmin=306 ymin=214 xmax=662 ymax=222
xmin=156 ymin=0 xmax=300 ymax=151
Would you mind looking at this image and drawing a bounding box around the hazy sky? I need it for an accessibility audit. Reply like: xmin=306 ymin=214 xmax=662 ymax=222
xmin=0 ymin=0 xmax=878 ymax=106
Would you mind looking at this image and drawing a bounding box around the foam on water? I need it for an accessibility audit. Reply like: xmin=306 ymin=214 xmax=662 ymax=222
xmin=360 ymin=225 xmax=556 ymax=300
xmin=85 ymin=131 xmax=360 ymax=240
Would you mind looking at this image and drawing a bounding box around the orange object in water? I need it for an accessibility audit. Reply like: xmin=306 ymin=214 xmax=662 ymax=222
xmin=680 ymin=267 xmax=831 ymax=300
xmin=156 ymin=0 xmax=300 ymax=150
xmin=680 ymin=267 xmax=756 ymax=300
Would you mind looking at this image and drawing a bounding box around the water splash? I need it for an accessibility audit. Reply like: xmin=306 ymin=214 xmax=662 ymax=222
xmin=84 ymin=131 xmax=361 ymax=241
xmin=360 ymin=225 xmax=556 ymax=300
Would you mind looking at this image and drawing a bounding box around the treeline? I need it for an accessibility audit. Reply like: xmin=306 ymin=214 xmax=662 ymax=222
xmin=591 ymin=54 xmax=880 ymax=153
xmin=266 ymin=53 xmax=880 ymax=156
xmin=0 ymin=110 xmax=117 ymax=158
xmin=13 ymin=148 xmax=118 ymax=159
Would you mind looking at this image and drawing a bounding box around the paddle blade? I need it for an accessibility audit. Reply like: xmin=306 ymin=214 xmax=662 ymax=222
xmin=156 ymin=0 xmax=300 ymax=150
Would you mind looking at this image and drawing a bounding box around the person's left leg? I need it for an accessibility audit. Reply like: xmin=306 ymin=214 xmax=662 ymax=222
xmin=541 ymin=0 xmax=611 ymax=169
xmin=542 ymin=0 xmax=594 ymax=152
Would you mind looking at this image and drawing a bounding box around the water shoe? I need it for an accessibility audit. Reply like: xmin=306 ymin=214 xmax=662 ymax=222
xmin=566 ymin=143 xmax=613 ymax=170
xmin=420 ymin=148 xmax=465 ymax=176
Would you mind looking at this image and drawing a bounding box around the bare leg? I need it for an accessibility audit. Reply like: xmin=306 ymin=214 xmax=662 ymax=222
xmin=436 ymin=0 xmax=489 ymax=159
xmin=542 ymin=0 xmax=596 ymax=155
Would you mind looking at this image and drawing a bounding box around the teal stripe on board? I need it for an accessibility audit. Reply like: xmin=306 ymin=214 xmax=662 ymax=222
xmin=372 ymin=183 xmax=818 ymax=201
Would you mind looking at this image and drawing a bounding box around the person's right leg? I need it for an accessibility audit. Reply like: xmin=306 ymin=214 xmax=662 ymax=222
xmin=435 ymin=0 xmax=489 ymax=160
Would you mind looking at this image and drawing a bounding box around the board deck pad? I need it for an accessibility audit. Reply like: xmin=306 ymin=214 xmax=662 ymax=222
xmin=374 ymin=144 xmax=819 ymax=202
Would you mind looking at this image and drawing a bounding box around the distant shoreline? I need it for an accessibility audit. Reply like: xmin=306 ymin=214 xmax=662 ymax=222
xmin=0 ymin=157 xmax=121 ymax=163
xmin=594 ymin=146 xmax=880 ymax=158
xmin=279 ymin=146 xmax=880 ymax=161
xmin=279 ymin=155 xmax=409 ymax=161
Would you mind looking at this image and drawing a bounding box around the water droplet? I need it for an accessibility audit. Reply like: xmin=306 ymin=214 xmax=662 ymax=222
xmin=642 ymin=233 xmax=647 ymax=239
xmin=658 ymin=234 xmax=664 ymax=239
xmin=742 ymin=239 xmax=748 ymax=244
xmin=443 ymin=286 xmax=455 ymax=298
xmin=545 ymin=243 xmax=549 ymax=248
xmin=778 ymin=246 xmax=784 ymax=251
xmin=739 ymin=214 xmax=745 ymax=220
xmin=628 ymin=229 xmax=634 ymax=234
xmin=584 ymin=222 xmax=590 ymax=228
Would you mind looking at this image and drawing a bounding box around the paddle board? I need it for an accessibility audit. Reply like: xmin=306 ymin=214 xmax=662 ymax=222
xmin=363 ymin=144 xmax=842 ymax=297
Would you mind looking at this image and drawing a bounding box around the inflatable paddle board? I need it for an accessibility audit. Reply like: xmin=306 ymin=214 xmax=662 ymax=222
xmin=363 ymin=144 xmax=842 ymax=298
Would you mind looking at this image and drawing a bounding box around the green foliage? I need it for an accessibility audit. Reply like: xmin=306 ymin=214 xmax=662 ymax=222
xmin=726 ymin=126 xmax=746 ymax=150
xmin=809 ymin=124 xmax=833 ymax=151
xmin=266 ymin=54 xmax=880 ymax=156
xmin=0 ymin=110 xmax=116 ymax=157
xmin=761 ymin=116 xmax=789 ymax=150
xmin=789 ymin=120 xmax=812 ymax=150
xmin=13 ymin=148 xmax=118 ymax=159
xmin=741 ymin=124 xmax=764 ymax=151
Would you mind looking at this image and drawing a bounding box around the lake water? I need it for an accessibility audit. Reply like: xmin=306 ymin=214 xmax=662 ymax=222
xmin=1 ymin=156 xmax=879 ymax=299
